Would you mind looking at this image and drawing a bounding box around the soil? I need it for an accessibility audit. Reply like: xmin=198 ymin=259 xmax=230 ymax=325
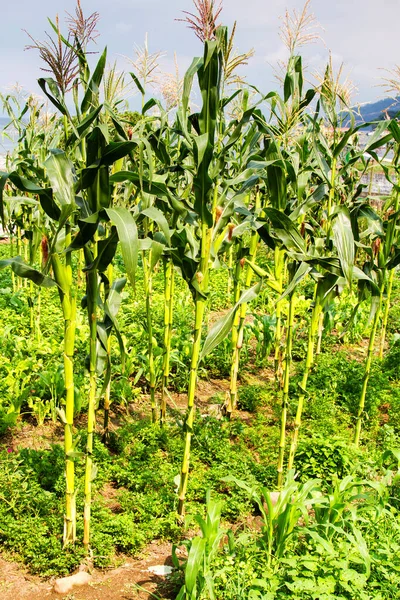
xmin=0 ymin=541 xmax=176 ymax=600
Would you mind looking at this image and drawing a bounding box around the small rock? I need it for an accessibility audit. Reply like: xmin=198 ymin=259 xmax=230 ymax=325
xmin=54 ymin=572 xmax=92 ymax=594
xmin=148 ymin=565 xmax=173 ymax=577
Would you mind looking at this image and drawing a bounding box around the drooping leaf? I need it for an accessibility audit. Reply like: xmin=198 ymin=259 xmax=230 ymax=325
xmin=105 ymin=207 xmax=138 ymax=288
xmin=129 ymin=71 xmax=145 ymax=97
xmin=110 ymin=171 xmax=170 ymax=198
xmin=141 ymin=206 xmax=171 ymax=246
xmin=7 ymin=173 xmax=60 ymax=221
xmin=333 ymin=207 xmax=355 ymax=286
xmin=38 ymin=78 xmax=69 ymax=116
xmin=264 ymin=208 xmax=306 ymax=253
xmin=45 ymin=151 xmax=76 ymax=207
xmin=0 ymin=257 xmax=56 ymax=287
xmin=200 ymin=282 xmax=261 ymax=359
xmin=279 ymin=262 xmax=312 ymax=301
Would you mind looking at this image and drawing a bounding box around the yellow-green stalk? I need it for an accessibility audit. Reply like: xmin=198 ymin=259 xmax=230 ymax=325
xmin=36 ymin=288 xmax=41 ymax=344
xmin=10 ymin=231 xmax=16 ymax=293
xmin=227 ymin=193 xmax=260 ymax=418
xmin=327 ymin=157 xmax=337 ymax=219
xmin=379 ymin=269 xmax=395 ymax=359
xmin=103 ymin=263 xmax=113 ymax=442
xmin=274 ymin=247 xmax=285 ymax=388
xmin=83 ymin=245 xmax=98 ymax=550
xmin=316 ymin=311 xmax=324 ymax=355
xmin=16 ymin=226 xmax=21 ymax=290
xmin=51 ymin=225 xmax=77 ymax=545
xmin=227 ymin=243 xmax=233 ymax=299
xmin=287 ymin=288 xmax=321 ymax=469
xmin=277 ymin=291 xmax=296 ymax=488
xmin=354 ymin=280 xmax=384 ymax=447
xmin=177 ymin=224 xmax=211 ymax=517
xmin=379 ymin=190 xmax=400 ymax=358
xmin=142 ymin=238 xmax=157 ymax=423
xmin=160 ymin=258 xmax=174 ymax=425
xmin=23 ymin=236 xmax=28 ymax=288
xmin=226 ymin=242 xmax=244 ymax=418
xmin=177 ymin=177 xmax=218 ymax=516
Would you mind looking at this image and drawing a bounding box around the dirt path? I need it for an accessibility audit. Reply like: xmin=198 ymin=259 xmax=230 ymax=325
xmin=0 ymin=541 xmax=176 ymax=600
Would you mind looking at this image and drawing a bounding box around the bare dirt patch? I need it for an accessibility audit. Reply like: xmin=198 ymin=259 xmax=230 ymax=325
xmin=0 ymin=541 xmax=175 ymax=600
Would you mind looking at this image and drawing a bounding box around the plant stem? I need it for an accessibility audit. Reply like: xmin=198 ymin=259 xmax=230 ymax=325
xmin=51 ymin=228 xmax=77 ymax=546
xmin=36 ymin=288 xmax=41 ymax=344
xmin=228 ymin=193 xmax=260 ymax=418
xmin=277 ymin=291 xmax=296 ymax=488
xmin=178 ymin=217 xmax=212 ymax=517
xmin=103 ymin=263 xmax=113 ymax=442
xmin=287 ymin=290 xmax=320 ymax=470
xmin=16 ymin=226 xmax=21 ymax=290
xmin=274 ymin=247 xmax=285 ymax=388
xmin=354 ymin=280 xmax=384 ymax=447
xmin=143 ymin=241 xmax=156 ymax=423
xmin=226 ymin=242 xmax=244 ymax=418
xmin=316 ymin=311 xmax=324 ymax=355
xmin=327 ymin=157 xmax=337 ymax=219
xmin=83 ymin=245 xmax=98 ymax=550
xmin=379 ymin=268 xmax=395 ymax=359
xmin=379 ymin=189 xmax=400 ymax=358
xmin=160 ymin=258 xmax=174 ymax=425
xmin=10 ymin=231 xmax=15 ymax=292
xmin=227 ymin=244 xmax=233 ymax=299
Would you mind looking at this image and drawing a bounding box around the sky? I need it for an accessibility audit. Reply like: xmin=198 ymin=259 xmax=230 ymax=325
xmin=0 ymin=0 xmax=399 ymax=113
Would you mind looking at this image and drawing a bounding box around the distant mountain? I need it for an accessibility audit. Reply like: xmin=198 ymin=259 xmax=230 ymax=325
xmin=342 ymin=97 xmax=400 ymax=127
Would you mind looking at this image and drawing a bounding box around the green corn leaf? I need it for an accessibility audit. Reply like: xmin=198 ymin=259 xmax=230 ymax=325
xmin=279 ymin=262 xmax=312 ymax=301
xmin=100 ymin=141 xmax=137 ymax=166
xmin=7 ymin=171 xmax=58 ymax=219
xmin=106 ymin=207 xmax=138 ymax=288
xmin=332 ymin=207 xmax=354 ymax=287
xmin=141 ymin=206 xmax=171 ymax=246
xmin=129 ymin=71 xmax=145 ymax=96
xmin=38 ymin=77 xmax=69 ymax=116
xmin=185 ymin=537 xmax=206 ymax=594
xmin=0 ymin=171 xmax=8 ymax=229
xmin=200 ymin=281 xmax=261 ymax=360
xmin=81 ymin=47 xmax=107 ymax=114
xmin=193 ymin=133 xmax=209 ymax=168
xmin=264 ymin=208 xmax=306 ymax=253
xmin=103 ymin=277 xmax=127 ymax=369
xmin=149 ymin=239 xmax=165 ymax=271
xmin=142 ymin=98 xmax=157 ymax=114
xmin=0 ymin=257 xmax=56 ymax=287
xmin=315 ymin=273 xmax=340 ymax=307
xmin=178 ymin=57 xmax=203 ymax=141
xmin=66 ymin=105 xmax=103 ymax=146
xmin=45 ymin=151 xmax=76 ymax=207
xmin=86 ymin=228 xmax=119 ymax=273
xmin=110 ymin=171 xmax=170 ymax=198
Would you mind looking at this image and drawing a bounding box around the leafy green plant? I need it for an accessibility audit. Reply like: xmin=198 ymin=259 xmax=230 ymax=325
xmin=237 ymin=384 xmax=269 ymax=412
xmin=295 ymin=435 xmax=359 ymax=484
xmin=173 ymin=491 xmax=225 ymax=600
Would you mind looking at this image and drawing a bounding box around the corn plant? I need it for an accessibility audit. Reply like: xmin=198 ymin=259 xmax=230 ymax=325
xmin=173 ymin=491 xmax=225 ymax=600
